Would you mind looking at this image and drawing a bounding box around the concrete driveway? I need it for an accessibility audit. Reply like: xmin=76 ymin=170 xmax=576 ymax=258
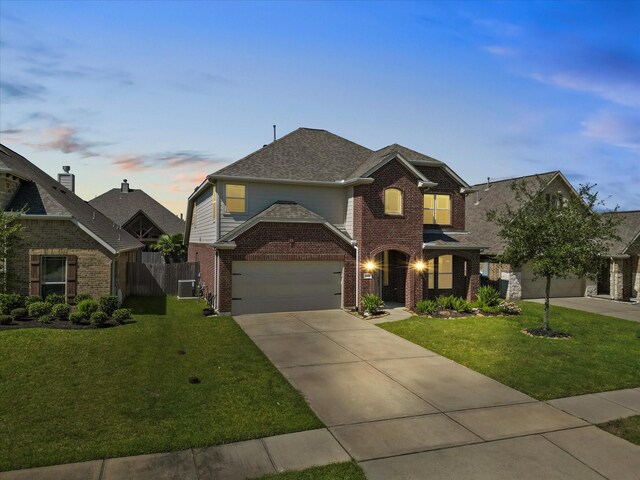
xmin=527 ymin=296 xmax=640 ymax=322
xmin=235 ymin=309 xmax=640 ymax=479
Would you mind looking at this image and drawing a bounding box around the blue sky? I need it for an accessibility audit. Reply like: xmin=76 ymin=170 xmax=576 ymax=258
xmin=1 ymin=0 xmax=638 ymax=215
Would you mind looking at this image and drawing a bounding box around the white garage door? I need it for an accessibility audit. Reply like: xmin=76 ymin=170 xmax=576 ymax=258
xmin=232 ymin=261 xmax=343 ymax=315
xmin=521 ymin=263 xmax=584 ymax=299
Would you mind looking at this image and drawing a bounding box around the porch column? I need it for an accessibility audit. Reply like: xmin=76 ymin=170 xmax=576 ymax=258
xmin=610 ymin=258 xmax=624 ymax=300
xmin=466 ymin=251 xmax=480 ymax=301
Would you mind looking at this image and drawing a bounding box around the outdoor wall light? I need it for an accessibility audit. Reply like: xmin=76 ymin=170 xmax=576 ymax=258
xmin=363 ymin=260 xmax=377 ymax=272
xmin=413 ymin=260 xmax=426 ymax=272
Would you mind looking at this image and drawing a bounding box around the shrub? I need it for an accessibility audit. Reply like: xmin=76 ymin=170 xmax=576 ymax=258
xmin=69 ymin=311 xmax=86 ymax=324
xmin=77 ymin=299 xmax=99 ymax=317
xmin=99 ymin=295 xmax=119 ymax=316
xmin=361 ymin=293 xmax=384 ymax=315
xmin=51 ymin=303 xmax=71 ymax=320
xmin=436 ymin=295 xmax=456 ymax=310
xmin=38 ymin=314 xmax=50 ymax=324
xmin=11 ymin=308 xmax=28 ymax=320
xmin=476 ymin=286 xmax=501 ymax=307
xmin=74 ymin=293 xmax=93 ymax=303
xmin=45 ymin=293 xmax=66 ymax=305
xmin=90 ymin=311 xmax=109 ymax=327
xmin=499 ymin=301 xmax=522 ymax=315
xmin=28 ymin=301 xmax=50 ymax=318
xmin=0 ymin=315 xmax=12 ymax=325
xmin=452 ymin=297 xmax=473 ymax=313
xmin=480 ymin=304 xmax=500 ymax=314
xmin=415 ymin=299 xmax=437 ymax=316
xmin=0 ymin=293 xmax=22 ymax=314
xmin=24 ymin=295 xmax=42 ymax=307
xmin=112 ymin=308 xmax=132 ymax=324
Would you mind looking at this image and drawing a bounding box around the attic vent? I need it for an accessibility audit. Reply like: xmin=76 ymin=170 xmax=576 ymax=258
xmin=275 ymin=200 xmax=296 ymax=205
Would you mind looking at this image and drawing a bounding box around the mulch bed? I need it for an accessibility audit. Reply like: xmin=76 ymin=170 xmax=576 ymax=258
xmin=412 ymin=309 xmax=508 ymax=319
xmin=0 ymin=318 xmax=125 ymax=330
xmin=521 ymin=327 xmax=572 ymax=339
xmin=348 ymin=310 xmax=391 ymax=320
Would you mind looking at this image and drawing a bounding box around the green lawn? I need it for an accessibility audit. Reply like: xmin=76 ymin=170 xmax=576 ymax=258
xmin=0 ymin=297 xmax=322 ymax=471
xmin=598 ymin=415 xmax=640 ymax=445
xmin=380 ymin=302 xmax=640 ymax=400
xmin=256 ymin=462 xmax=367 ymax=480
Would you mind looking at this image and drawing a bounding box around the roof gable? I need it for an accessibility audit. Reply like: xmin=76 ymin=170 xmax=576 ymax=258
xmin=603 ymin=210 xmax=640 ymax=254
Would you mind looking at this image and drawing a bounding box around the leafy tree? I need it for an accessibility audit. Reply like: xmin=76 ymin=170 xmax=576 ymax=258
xmin=487 ymin=178 xmax=620 ymax=332
xmin=150 ymin=233 xmax=186 ymax=261
xmin=0 ymin=212 xmax=23 ymax=293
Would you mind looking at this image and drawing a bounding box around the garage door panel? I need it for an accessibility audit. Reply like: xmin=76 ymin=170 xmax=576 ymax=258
xmin=232 ymin=261 xmax=343 ymax=315
xmin=521 ymin=264 xmax=584 ymax=299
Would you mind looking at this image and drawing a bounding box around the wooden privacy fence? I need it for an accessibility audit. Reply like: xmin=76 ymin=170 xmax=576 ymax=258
xmin=127 ymin=262 xmax=199 ymax=296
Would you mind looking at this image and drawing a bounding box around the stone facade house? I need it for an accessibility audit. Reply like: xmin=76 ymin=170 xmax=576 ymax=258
xmin=587 ymin=211 xmax=640 ymax=301
xmin=186 ymin=128 xmax=485 ymax=315
xmin=89 ymin=180 xmax=185 ymax=249
xmin=465 ymin=171 xmax=588 ymax=300
xmin=1 ymin=144 xmax=143 ymax=302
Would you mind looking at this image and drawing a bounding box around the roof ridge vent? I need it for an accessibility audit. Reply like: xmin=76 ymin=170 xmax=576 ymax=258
xmin=275 ymin=200 xmax=297 ymax=205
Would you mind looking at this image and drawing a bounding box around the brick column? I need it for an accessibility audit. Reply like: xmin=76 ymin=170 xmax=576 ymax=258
xmin=218 ymin=250 xmax=233 ymax=314
xmin=466 ymin=251 xmax=480 ymax=301
xmin=610 ymin=258 xmax=624 ymax=300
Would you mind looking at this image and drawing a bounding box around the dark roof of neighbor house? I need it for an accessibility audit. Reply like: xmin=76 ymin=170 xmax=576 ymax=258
xmin=603 ymin=210 xmax=640 ymax=255
xmin=0 ymin=144 xmax=143 ymax=253
xmin=464 ymin=171 xmax=559 ymax=256
xmin=89 ymin=187 xmax=185 ymax=236
xmin=214 ymin=128 xmax=374 ymax=182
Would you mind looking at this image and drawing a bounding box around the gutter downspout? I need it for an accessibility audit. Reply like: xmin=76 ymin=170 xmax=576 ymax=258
xmin=354 ymin=244 xmax=359 ymax=311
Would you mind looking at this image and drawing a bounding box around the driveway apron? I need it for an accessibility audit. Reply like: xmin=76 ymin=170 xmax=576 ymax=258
xmin=235 ymin=310 xmax=640 ymax=479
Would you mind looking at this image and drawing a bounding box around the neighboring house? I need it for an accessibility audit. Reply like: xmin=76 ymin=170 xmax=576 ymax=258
xmin=89 ymin=180 xmax=185 ymax=249
xmin=466 ymin=171 xmax=588 ymax=300
xmin=185 ymin=127 xmax=485 ymax=315
xmin=0 ymin=144 xmax=143 ymax=302
xmin=587 ymin=211 xmax=639 ymax=300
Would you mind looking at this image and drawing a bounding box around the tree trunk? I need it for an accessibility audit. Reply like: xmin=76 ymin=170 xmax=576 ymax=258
xmin=543 ymin=275 xmax=551 ymax=330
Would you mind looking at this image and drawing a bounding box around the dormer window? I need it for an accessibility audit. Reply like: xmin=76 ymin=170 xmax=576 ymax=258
xmin=226 ymin=184 xmax=246 ymax=213
xmin=384 ymin=188 xmax=403 ymax=215
xmin=424 ymin=194 xmax=451 ymax=225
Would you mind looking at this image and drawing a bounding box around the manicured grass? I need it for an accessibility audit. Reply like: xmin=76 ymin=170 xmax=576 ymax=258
xmin=598 ymin=415 xmax=640 ymax=445
xmin=0 ymin=297 xmax=322 ymax=471
xmin=256 ymin=462 xmax=367 ymax=480
xmin=380 ymin=302 xmax=640 ymax=400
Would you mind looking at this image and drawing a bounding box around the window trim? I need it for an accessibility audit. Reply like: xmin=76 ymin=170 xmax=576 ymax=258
xmin=225 ymin=183 xmax=247 ymax=214
xmin=423 ymin=193 xmax=452 ymax=225
xmin=41 ymin=256 xmax=67 ymax=298
xmin=384 ymin=188 xmax=403 ymax=216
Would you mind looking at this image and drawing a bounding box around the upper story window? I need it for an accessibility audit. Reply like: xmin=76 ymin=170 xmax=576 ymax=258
xmin=384 ymin=188 xmax=403 ymax=215
xmin=212 ymin=185 xmax=217 ymax=220
xmin=41 ymin=256 xmax=66 ymax=297
xmin=226 ymin=184 xmax=246 ymax=213
xmin=424 ymin=194 xmax=451 ymax=225
xmin=546 ymin=192 xmax=565 ymax=208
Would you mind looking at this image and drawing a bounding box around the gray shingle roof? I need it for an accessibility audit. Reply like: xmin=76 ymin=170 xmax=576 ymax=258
xmin=89 ymin=188 xmax=185 ymax=236
xmin=423 ymin=230 xmax=488 ymax=249
xmin=214 ymin=128 xmax=374 ymax=182
xmin=465 ymin=172 xmax=559 ymax=256
xmin=1 ymin=144 xmax=143 ymax=253
xmin=603 ymin=210 xmax=640 ymax=255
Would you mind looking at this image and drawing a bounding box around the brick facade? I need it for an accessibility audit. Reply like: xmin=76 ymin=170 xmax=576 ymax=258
xmin=422 ymin=249 xmax=480 ymax=301
xmin=8 ymin=219 xmax=124 ymax=300
xmin=216 ymin=222 xmax=356 ymax=314
xmin=188 ymin=242 xmax=216 ymax=301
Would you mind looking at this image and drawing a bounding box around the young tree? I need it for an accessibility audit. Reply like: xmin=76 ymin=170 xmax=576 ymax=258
xmin=487 ymin=178 xmax=620 ymax=332
xmin=150 ymin=233 xmax=186 ymax=261
xmin=0 ymin=212 xmax=23 ymax=293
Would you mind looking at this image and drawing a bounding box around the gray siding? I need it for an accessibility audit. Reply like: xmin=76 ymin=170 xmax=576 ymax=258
xmin=189 ymin=184 xmax=216 ymax=243
xmin=345 ymin=186 xmax=354 ymax=236
xmin=220 ymin=182 xmax=347 ymax=237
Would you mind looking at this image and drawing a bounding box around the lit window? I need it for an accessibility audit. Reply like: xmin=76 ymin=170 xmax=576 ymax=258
xmin=226 ymin=184 xmax=246 ymax=213
xmin=424 ymin=194 xmax=451 ymax=224
xmin=425 ymin=255 xmax=453 ymax=290
xmin=212 ymin=185 xmax=216 ymax=220
xmin=384 ymin=188 xmax=402 ymax=215
xmin=41 ymin=257 xmax=66 ymax=297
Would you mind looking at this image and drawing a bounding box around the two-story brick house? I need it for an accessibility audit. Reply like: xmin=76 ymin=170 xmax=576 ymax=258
xmin=186 ymin=128 xmax=485 ymax=315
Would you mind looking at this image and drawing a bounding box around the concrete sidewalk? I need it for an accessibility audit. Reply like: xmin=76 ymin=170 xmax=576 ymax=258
xmin=527 ymin=296 xmax=640 ymax=322
xmin=238 ymin=309 xmax=640 ymax=480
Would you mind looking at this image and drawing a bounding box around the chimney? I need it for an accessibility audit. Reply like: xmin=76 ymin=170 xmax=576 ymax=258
xmin=121 ymin=179 xmax=130 ymax=193
xmin=57 ymin=166 xmax=75 ymax=193
xmin=180 ymin=213 xmax=183 ymax=220
xmin=485 ymin=177 xmax=491 ymax=191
